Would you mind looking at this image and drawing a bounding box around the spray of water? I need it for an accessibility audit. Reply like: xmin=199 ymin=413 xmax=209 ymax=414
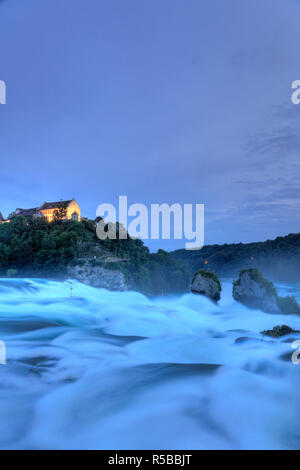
xmin=0 ymin=278 xmax=299 ymax=450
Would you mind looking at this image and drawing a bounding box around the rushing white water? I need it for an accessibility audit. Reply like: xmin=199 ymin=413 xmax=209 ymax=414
xmin=0 ymin=278 xmax=300 ymax=450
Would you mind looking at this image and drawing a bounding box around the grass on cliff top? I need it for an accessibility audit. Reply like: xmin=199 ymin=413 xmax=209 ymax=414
xmin=233 ymin=268 xmax=300 ymax=315
xmin=192 ymin=269 xmax=222 ymax=292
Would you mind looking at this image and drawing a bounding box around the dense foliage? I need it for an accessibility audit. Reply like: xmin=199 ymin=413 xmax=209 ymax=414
xmin=0 ymin=216 xmax=191 ymax=295
xmin=172 ymin=233 xmax=300 ymax=282
xmin=0 ymin=216 xmax=96 ymax=274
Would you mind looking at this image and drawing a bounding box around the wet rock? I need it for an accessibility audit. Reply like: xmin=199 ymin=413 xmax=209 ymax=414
xmin=233 ymin=268 xmax=300 ymax=315
xmin=261 ymin=325 xmax=300 ymax=338
xmin=232 ymin=269 xmax=280 ymax=313
xmin=191 ymin=270 xmax=221 ymax=302
xmin=235 ymin=336 xmax=259 ymax=344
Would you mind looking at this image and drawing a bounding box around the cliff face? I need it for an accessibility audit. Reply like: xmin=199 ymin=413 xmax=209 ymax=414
xmin=67 ymin=263 xmax=130 ymax=291
xmin=67 ymin=241 xmax=131 ymax=291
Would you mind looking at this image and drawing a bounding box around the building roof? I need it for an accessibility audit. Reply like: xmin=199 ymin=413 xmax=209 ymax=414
xmin=0 ymin=211 xmax=5 ymax=222
xmin=39 ymin=200 xmax=72 ymax=210
xmin=15 ymin=208 xmax=41 ymax=217
xmin=11 ymin=200 xmax=78 ymax=219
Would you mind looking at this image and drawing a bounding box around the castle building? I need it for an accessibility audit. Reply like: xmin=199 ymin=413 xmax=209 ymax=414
xmin=12 ymin=199 xmax=81 ymax=223
xmin=38 ymin=199 xmax=81 ymax=222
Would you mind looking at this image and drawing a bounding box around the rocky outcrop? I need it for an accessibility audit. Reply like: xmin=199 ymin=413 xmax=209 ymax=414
xmin=67 ymin=241 xmax=131 ymax=291
xmin=233 ymin=268 xmax=300 ymax=315
xmin=191 ymin=270 xmax=221 ymax=302
xmin=67 ymin=262 xmax=130 ymax=291
xmin=261 ymin=325 xmax=300 ymax=338
xmin=232 ymin=269 xmax=280 ymax=313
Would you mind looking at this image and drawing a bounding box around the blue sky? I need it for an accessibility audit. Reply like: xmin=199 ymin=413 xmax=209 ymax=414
xmin=0 ymin=0 xmax=300 ymax=251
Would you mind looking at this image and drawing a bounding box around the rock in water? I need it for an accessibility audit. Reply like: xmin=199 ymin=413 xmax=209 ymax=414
xmin=232 ymin=268 xmax=280 ymax=313
xmin=191 ymin=270 xmax=221 ymax=302
xmin=261 ymin=325 xmax=300 ymax=338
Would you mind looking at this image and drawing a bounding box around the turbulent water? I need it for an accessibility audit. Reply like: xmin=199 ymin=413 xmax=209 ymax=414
xmin=0 ymin=278 xmax=300 ymax=450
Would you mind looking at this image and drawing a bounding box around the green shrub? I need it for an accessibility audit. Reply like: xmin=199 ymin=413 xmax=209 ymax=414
xmin=276 ymin=296 xmax=300 ymax=315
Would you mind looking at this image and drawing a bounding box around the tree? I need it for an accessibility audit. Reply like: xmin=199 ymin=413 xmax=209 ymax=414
xmin=53 ymin=202 xmax=68 ymax=222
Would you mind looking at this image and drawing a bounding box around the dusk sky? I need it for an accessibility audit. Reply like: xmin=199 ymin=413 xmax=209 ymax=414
xmin=1 ymin=0 xmax=300 ymax=251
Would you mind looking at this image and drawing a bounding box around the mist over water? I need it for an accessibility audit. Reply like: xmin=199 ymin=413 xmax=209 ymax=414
xmin=0 ymin=278 xmax=300 ymax=450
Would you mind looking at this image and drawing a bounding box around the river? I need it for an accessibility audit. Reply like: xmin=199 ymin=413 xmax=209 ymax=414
xmin=0 ymin=278 xmax=299 ymax=450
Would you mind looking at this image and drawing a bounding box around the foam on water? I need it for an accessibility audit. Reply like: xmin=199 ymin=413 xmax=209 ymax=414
xmin=0 ymin=278 xmax=300 ymax=450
